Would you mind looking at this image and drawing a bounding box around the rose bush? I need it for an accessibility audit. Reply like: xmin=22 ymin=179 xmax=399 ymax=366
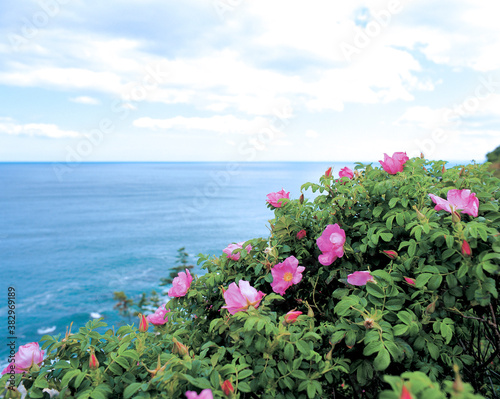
xmin=2 ymin=156 xmax=498 ymax=398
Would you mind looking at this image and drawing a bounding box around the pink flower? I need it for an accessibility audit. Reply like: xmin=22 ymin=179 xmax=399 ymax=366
xmin=404 ymin=277 xmax=416 ymax=285
xmin=266 ymin=189 xmax=290 ymax=208
xmin=339 ymin=167 xmax=354 ymax=180
xmin=296 ymin=229 xmax=306 ymax=240
xmin=223 ymin=242 xmax=252 ymax=261
xmin=185 ymin=389 xmax=213 ymax=399
xmin=462 ymin=240 xmax=472 ymax=257
xmin=284 ymin=310 xmax=302 ymax=324
xmin=146 ymin=304 xmax=171 ymax=326
xmin=428 ymin=189 xmax=479 ymax=218
xmin=347 ymin=271 xmax=375 ymax=286
xmin=316 ymin=224 xmax=346 ymax=266
xmin=271 ymin=256 xmax=305 ymax=295
xmin=168 ymin=269 xmax=193 ymax=297
xmin=379 ymin=152 xmax=409 ymax=174
xmin=1 ymin=342 xmax=45 ymax=374
xmin=222 ymin=280 xmax=265 ymax=315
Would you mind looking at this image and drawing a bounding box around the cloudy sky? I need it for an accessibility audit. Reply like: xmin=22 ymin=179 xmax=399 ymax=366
xmin=0 ymin=0 xmax=499 ymax=162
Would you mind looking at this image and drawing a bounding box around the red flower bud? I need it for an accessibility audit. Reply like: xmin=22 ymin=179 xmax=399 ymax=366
xmin=299 ymin=193 xmax=304 ymax=204
xmin=221 ymin=379 xmax=234 ymax=396
xmin=296 ymin=229 xmax=306 ymax=240
xmin=325 ymin=167 xmax=332 ymax=177
xmin=89 ymin=349 xmax=99 ymax=370
xmin=400 ymin=384 xmax=413 ymax=399
xmin=404 ymin=277 xmax=416 ymax=285
xmin=138 ymin=314 xmax=149 ymax=332
xmin=284 ymin=310 xmax=302 ymax=324
xmin=382 ymin=250 xmax=398 ymax=259
xmin=441 ymin=165 xmax=446 ymax=174
xmin=461 ymin=240 xmax=471 ymax=257
xmin=172 ymin=337 xmax=189 ymax=357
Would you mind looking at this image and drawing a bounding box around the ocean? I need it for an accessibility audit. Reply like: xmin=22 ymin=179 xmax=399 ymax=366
xmin=0 ymin=161 xmax=358 ymax=363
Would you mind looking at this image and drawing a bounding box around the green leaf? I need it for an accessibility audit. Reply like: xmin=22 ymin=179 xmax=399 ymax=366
xmin=415 ymin=273 xmax=432 ymax=288
xmin=123 ymin=383 xmax=142 ymax=399
xmin=296 ymin=340 xmax=311 ymax=356
xmin=366 ymin=282 xmax=385 ymax=298
xmin=238 ymin=381 xmax=251 ymax=392
xmin=284 ymin=343 xmax=295 ymax=361
xmin=427 ymin=341 xmax=440 ymax=360
xmin=373 ymin=348 xmax=391 ymax=371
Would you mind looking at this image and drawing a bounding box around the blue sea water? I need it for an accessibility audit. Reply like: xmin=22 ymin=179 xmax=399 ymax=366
xmin=0 ymin=161 xmax=359 ymax=363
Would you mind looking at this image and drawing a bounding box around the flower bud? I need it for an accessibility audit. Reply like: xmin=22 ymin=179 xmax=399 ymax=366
xmin=138 ymin=314 xmax=149 ymax=332
xmin=325 ymin=167 xmax=332 ymax=177
xmin=400 ymin=384 xmax=413 ymax=399
xmin=425 ymin=301 xmax=436 ymax=314
xmin=296 ymin=229 xmax=306 ymax=240
xmin=325 ymin=347 xmax=333 ymax=361
xmin=414 ymin=207 xmax=426 ymax=221
xmin=284 ymin=310 xmax=302 ymax=324
xmin=452 ymin=364 xmax=464 ymax=393
xmin=441 ymin=165 xmax=446 ymax=174
xmin=382 ymin=250 xmax=398 ymax=260
xmin=461 ymin=240 xmax=471 ymax=257
xmin=299 ymin=193 xmax=304 ymax=204
xmin=404 ymin=277 xmax=416 ymax=285
xmin=172 ymin=337 xmax=189 ymax=357
xmin=452 ymin=211 xmax=461 ymax=223
xmin=420 ymin=152 xmax=424 ymax=159
xmin=221 ymin=379 xmax=234 ymax=396
xmin=89 ymin=348 xmax=99 ymax=370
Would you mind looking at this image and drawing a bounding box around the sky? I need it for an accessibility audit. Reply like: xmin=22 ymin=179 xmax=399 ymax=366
xmin=0 ymin=0 xmax=499 ymax=163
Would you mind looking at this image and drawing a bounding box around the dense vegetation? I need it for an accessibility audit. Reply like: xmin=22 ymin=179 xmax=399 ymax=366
xmin=2 ymin=154 xmax=499 ymax=399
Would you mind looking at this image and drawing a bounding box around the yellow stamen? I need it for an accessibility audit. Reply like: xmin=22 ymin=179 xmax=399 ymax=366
xmin=284 ymin=272 xmax=293 ymax=282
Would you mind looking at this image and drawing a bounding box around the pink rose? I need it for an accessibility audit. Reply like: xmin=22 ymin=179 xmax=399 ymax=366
xmin=347 ymin=271 xmax=375 ymax=286
xmin=168 ymin=269 xmax=193 ymax=297
xmin=296 ymin=229 xmax=306 ymax=240
xmin=379 ymin=152 xmax=409 ymax=174
xmin=146 ymin=304 xmax=171 ymax=326
xmin=338 ymin=167 xmax=354 ymax=180
xmin=223 ymin=242 xmax=252 ymax=261
xmin=266 ymin=189 xmax=290 ymax=208
xmin=316 ymin=224 xmax=346 ymax=266
xmin=428 ymin=189 xmax=479 ymax=218
xmin=222 ymin=280 xmax=265 ymax=315
xmin=284 ymin=310 xmax=302 ymax=324
xmin=1 ymin=342 xmax=45 ymax=374
xmin=271 ymin=256 xmax=305 ymax=295
xmin=185 ymin=389 xmax=213 ymax=399
xmin=347 ymin=271 xmax=375 ymax=285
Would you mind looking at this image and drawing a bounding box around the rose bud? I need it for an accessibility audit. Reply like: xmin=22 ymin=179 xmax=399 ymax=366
xmin=461 ymin=240 xmax=471 ymax=257
xmin=89 ymin=348 xmax=99 ymax=370
xmin=296 ymin=229 xmax=306 ymax=240
xmin=325 ymin=167 xmax=332 ymax=177
xmin=138 ymin=314 xmax=149 ymax=332
xmin=172 ymin=337 xmax=189 ymax=357
xmin=382 ymin=250 xmax=398 ymax=259
xmin=363 ymin=317 xmax=374 ymax=329
xmin=284 ymin=310 xmax=302 ymax=324
xmin=221 ymin=379 xmax=234 ymax=396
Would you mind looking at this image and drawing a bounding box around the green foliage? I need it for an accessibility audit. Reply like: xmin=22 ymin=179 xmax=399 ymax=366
xmin=2 ymin=157 xmax=499 ymax=398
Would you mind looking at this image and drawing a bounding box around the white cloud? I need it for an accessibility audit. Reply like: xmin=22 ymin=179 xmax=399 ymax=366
xmin=133 ymin=115 xmax=275 ymax=135
xmin=70 ymin=96 xmax=101 ymax=105
xmin=305 ymin=130 xmax=319 ymax=138
xmin=0 ymin=117 xmax=81 ymax=138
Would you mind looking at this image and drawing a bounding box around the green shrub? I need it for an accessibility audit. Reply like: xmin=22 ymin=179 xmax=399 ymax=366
xmin=2 ymin=156 xmax=499 ymax=399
